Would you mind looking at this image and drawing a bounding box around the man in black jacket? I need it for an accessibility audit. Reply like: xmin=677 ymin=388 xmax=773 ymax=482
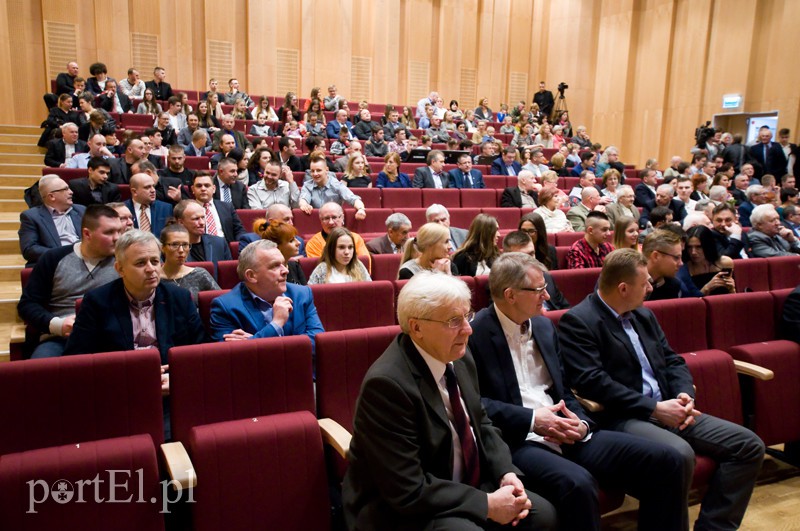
xmin=69 ymin=157 xmax=121 ymax=206
xmin=503 ymin=231 xmax=568 ymax=310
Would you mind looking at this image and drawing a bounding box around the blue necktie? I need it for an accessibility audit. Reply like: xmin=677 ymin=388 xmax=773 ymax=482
xmin=222 ymin=185 xmax=232 ymax=203
xmin=464 ymin=172 xmax=472 ymax=188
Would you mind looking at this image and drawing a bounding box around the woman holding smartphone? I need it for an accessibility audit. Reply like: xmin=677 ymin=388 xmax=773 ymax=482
xmin=678 ymin=225 xmax=736 ymax=295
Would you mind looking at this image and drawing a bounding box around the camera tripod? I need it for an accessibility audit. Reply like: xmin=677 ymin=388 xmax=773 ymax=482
xmin=551 ymin=93 xmax=568 ymax=122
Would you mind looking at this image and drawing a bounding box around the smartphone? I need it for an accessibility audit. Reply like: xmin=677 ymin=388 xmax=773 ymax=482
xmin=720 ymin=268 xmax=733 ymax=277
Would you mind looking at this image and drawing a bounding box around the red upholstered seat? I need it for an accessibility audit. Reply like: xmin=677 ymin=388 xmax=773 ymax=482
xmin=472 ymin=275 xmax=491 ymax=310
xmin=422 ymin=188 xmax=460 ymax=208
xmin=235 ymin=209 xmax=267 ymax=236
xmin=381 ymin=188 xmax=422 ymax=208
xmin=705 ymin=292 xmax=774 ymax=349
xmin=20 ymin=267 xmax=32 ymax=289
xmin=397 ymin=207 xmax=428 ymax=228
xmin=449 ymin=208 xmax=480 ymax=229
xmin=346 ymin=207 xmax=393 ymax=234
xmin=120 ymin=113 xmax=156 ymax=128
xmin=216 ymin=260 xmax=239 ymax=289
xmin=297 ymin=256 xmax=320 ymax=280
xmin=644 ymin=298 xmax=708 ymax=353
xmin=555 ymin=246 xmax=570 ymax=270
xmin=351 ymin=187 xmax=381 ymax=208
xmin=482 ymin=207 xmax=520 ymax=230
xmin=549 ymin=268 xmax=601 ymax=306
xmin=41 ymin=167 xmax=87 ymax=182
xmin=483 ymin=176 xmax=507 ymax=189
xmin=732 ymin=258 xmax=770 ymax=292
xmin=371 ymin=253 xmax=403 ymax=281
xmin=0 ymin=435 xmax=164 ymax=531
xmin=0 ymin=350 xmax=164 ymax=455
xmin=461 ymin=189 xmax=498 ymax=208
xmin=680 ymin=350 xmax=743 ymax=424
xmin=555 ymin=232 xmax=584 ymax=246
xmin=292 ymin=208 xmax=321 ymax=236
xmin=771 ymin=288 xmax=794 ymax=331
xmin=310 ymin=281 xmax=396 ymax=331
xmin=767 ymin=255 xmax=800 ymax=290
xmin=168 ymin=336 xmax=315 ymax=443
xmin=198 ymin=289 xmax=228 ymax=331
xmin=544 ymin=309 xmax=568 ymax=328
xmin=188 ymin=411 xmax=332 ymax=531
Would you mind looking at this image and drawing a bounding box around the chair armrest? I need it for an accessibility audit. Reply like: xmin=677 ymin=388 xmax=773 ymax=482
xmin=572 ymin=389 xmax=604 ymax=412
xmin=318 ymin=418 xmax=351 ymax=459
xmin=733 ymin=360 xmax=774 ymax=381
xmin=160 ymin=441 xmax=196 ymax=491
xmin=10 ymin=324 xmax=25 ymax=344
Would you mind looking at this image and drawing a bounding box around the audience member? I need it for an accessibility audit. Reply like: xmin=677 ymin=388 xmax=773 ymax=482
xmin=566 ymin=212 xmax=613 ymax=269
xmin=600 ymin=168 xmax=622 ymax=201
xmin=559 ymin=248 xmax=765 ymax=531
xmin=247 ymin=159 xmax=299 ymax=209
xmin=341 ymin=153 xmax=372 ymax=188
xmin=613 ymin=216 xmax=640 ymax=251
xmin=109 ymin=137 xmax=145 ymax=184
xmin=398 ymin=223 xmax=459 ymax=279
xmin=502 ymin=230 xmax=569 ymax=309
xmin=304 ymin=202 xmax=369 ymax=262
xmin=19 ymin=175 xmax=85 ymax=266
xmin=344 ymin=272 xmax=546 ymax=530
xmin=501 ymin=170 xmax=539 ymax=208
xmin=108 ymin=201 xmax=134 ymax=232
xmin=65 ymin=229 xmax=206 ymax=364
xmin=375 ymin=152 xmax=411 ymax=188
xmin=125 ymin=173 xmax=173 ymax=236
xmin=413 ymin=150 xmax=450 ymax=188
xmin=749 ymin=126 xmax=788 ymax=180
xmin=567 ymin=170 xmax=605 ymax=207
xmin=570 ymin=151 xmax=597 ymax=178
xmin=118 ymin=67 xmax=146 ymax=98
xmin=299 ymin=154 xmax=367 ymax=216
xmin=326 ymin=109 xmax=354 ymax=139
xmin=533 ymin=188 xmax=573 ymax=234
xmin=144 ymin=66 xmax=173 ymax=101
xmin=634 ymin=168 xmax=658 ymax=208
xmin=641 ymin=183 xmax=687 ymax=228
xmin=55 ymin=61 xmax=79 ymax=95
xmin=222 ymin=77 xmax=254 ymax=107
xmin=366 ymin=213 xmax=411 ymax=255
xmin=65 ymin=133 xmax=113 ymax=169
xmin=605 ymin=185 xmax=640 ymax=226
xmin=68 ymin=156 xmax=121 ymax=206
xmin=445 ymin=153 xmax=483 ymax=189
xmin=491 ymin=146 xmax=522 ymax=176
xmin=426 ymin=203 xmax=468 ymax=251
xmin=44 ymin=123 xmax=86 ymax=168
xmin=97 ymin=79 xmax=132 ymax=114
xmin=308 ymin=227 xmax=371 ymax=284
xmin=738 ymin=185 xmax=769 ymax=228
xmin=678 ymin=225 xmax=735 ymax=296
xmin=567 ymin=187 xmax=605 ymax=232
xmin=173 ymin=199 xmax=231 ymax=263
xmin=641 ymin=229 xmax=692 ymax=300
xmin=452 ymin=214 xmax=500 ymax=275
xmin=252 ymin=219 xmax=306 ymax=285
xmin=18 ymin=205 xmax=121 ymax=358
xmin=159 ymin=222 xmax=220 ymax=304
xmin=187 ymin=172 xmax=245 ymax=244
xmin=748 ymin=204 xmax=800 ymax=257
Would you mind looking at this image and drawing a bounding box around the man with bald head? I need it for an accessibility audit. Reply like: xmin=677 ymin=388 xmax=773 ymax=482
xmin=44 ymin=122 xmax=87 ymax=168
xmin=305 ymin=202 xmax=370 ymax=262
xmin=66 ymin=133 xmax=112 ymax=169
xmin=20 ymin=175 xmax=86 ymax=265
xmin=326 ymin=109 xmax=354 ymax=139
xmin=567 ymin=187 xmax=605 ymax=232
xmin=124 ymin=173 xmax=173 ymax=236
xmin=110 ymin=136 xmax=145 ymax=184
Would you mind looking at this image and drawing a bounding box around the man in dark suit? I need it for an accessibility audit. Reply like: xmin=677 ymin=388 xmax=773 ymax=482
xmin=174 ymin=200 xmax=231 ymax=264
xmin=501 ymin=171 xmax=539 ymax=208
xmin=559 ymin=248 xmax=765 ymax=530
xmin=124 ymin=173 xmax=173 ymax=237
xmin=749 ymin=127 xmax=788 ymax=180
xmin=413 ymin=150 xmax=449 ymax=188
xmin=276 ymin=136 xmax=303 ymax=173
xmin=109 ymin=137 xmax=146 ymax=184
xmin=641 ymin=183 xmax=687 ymax=227
xmin=69 ymin=157 xmax=121 ymax=206
xmin=209 ymin=240 xmax=324 ymax=346
xmin=448 ymin=153 xmax=486 ymax=189
xmin=211 ymin=115 xmax=251 ymax=152
xmin=97 ymin=80 xmax=133 ymax=114
xmin=491 ymin=146 xmax=523 ymax=176
xmin=64 ymin=229 xmax=207 ymax=365
xmin=184 ymin=129 xmax=209 ymax=157
xmin=144 ymin=66 xmax=173 ymax=101
xmin=344 ymin=272 xmax=554 ymax=530
xmin=213 ymin=156 xmax=247 ymax=209
xmin=55 ymin=62 xmax=79 ymax=95
xmin=44 ymin=123 xmax=87 ymax=167
xmin=634 ymin=168 xmax=658 ymax=208
xmin=710 ymin=203 xmax=750 ymax=259
xmin=19 ymin=175 xmax=85 ymax=266
xmin=325 ymin=109 xmax=354 ymax=139
xmin=190 ymin=172 xmax=246 ymax=244
xmin=469 ymin=252 xmax=684 ymax=530
xmin=366 ymin=213 xmax=411 ymax=254
xmin=502 ymin=231 xmax=569 ymax=310
xmin=159 ymin=145 xmax=196 ymax=186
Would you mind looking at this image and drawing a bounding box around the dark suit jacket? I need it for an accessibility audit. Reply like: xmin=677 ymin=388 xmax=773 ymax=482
xmin=780 ymin=285 xmax=800 ymax=344
xmin=211 ymin=129 xmax=251 ymax=152
xmin=64 ymin=279 xmax=207 ymax=364
xmin=109 ymin=157 xmax=135 ymax=184
xmin=19 ymin=204 xmax=85 ymax=266
xmin=125 ymin=199 xmax=173 ymax=237
xmin=187 ymin=233 xmax=232 ymax=264
xmin=412 ymin=166 xmax=449 ymax=188
xmin=558 ymin=293 xmax=694 ymax=426
xmin=710 ymin=229 xmax=747 ymax=260
xmin=184 ymin=144 xmax=207 ymax=157
xmin=208 ymin=199 xmax=246 ymax=243
xmin=448 ymin=168 xmax=486 ymax=189
xmin=500 ymin=186 xmax=538 ymax=208
xmin=55 ymin=72 xmax=75 ymax=95
xmin=153 ymin=174 xmax=187 ymax=205
xmin=85 ymin=76 xmax=116 ymax=96
xmin=634 ymin=183 xmax=656 ymax=209
xmin=68 ymin=178 xmax=122 ymax=206
xmin=209 ymin=282 xmax=324 ymax=345
xmin=543 ymin=271 xmax=569 ymax=310
xmin=490 ymin=159 xmax=522 ymax=176
xmin=641 ymin=199 xmax=687 ymax=227
xmin=749 ymin=141 xmax=788 ymax=179
xmin=44 ymin=138 xmax=88 ymax=168
xmin=366 ymin=234 xmax=397 ymax=255
xmin=467 ymin=306 xmax=593 ymax=446
xmin=343 ymin=333 xmax=517 ymax=529
xmin=144 ymin=80 xmax=173 ymax=101
xmin=98 ymin=92 xmax=133 ymax=113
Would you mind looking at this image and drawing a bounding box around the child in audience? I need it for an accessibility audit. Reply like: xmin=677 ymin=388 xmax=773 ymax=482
xmin=249 ymin=113 xmax=272 ymax=137
xmin=330 ymin=129 xmax=350 ymax=156
xmin=308 ymin=227 xmax=371 ymax=284
xmin=499 ymin=116 xmax=516 ymax=135
xmin=283 ymin=119 xmax=305 ymax=139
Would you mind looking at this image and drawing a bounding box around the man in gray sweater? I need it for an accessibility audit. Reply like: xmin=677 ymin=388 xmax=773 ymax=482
xmin=17 ymin=204 xmax=122 ymax=358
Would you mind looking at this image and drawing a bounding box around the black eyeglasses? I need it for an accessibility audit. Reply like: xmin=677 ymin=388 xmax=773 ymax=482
xmin=657 ymin=250 xmax=682 ymax=262
xmin=521 ymin=227 xmax=538 ymax=234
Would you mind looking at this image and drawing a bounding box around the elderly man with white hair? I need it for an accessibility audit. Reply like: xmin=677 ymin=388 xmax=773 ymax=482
xmin=426 ymin=203 xmax=468 ymax=251
xmin=567 ymin=187 xmax=605 ymax=232
xmin=501 ymin=170 xmax=539 ymax=208
xmin=738 ymin=184 xmax=769 ymax=228
xmin=641 ymin=183 xmax=687 ymax=228
xmin=344 ymin=272 xmax=554 ymax=530
xmin=748 ymin=204 xmax=800 ymax=257
xmin=708 ymin=185 xmax=730 ymax=204
xmin=663 ymin=155 xmax=683 ymax=182
xmin=366 ymin=212 xmax=412 ymax=254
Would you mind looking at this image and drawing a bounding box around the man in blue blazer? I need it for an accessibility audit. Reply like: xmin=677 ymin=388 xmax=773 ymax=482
xmin=64 ymin=230 xmax=208 ymax=364
xmin=209 ymin=240 xmax=324 ymax=346
xmin=448 ymin=153 xmax=486 ymax=189
xmin=491 ymin=146 xmax=523 ymax=176
xmin=19 ymin=175 xmax=86 ymax=266
xmin=125 ymin=173 xmax=173 ymax=237
xmin=325 ymin=109 xmax=354 ymax=139
xmin=466 ymin=252 xmax=685 ymax=531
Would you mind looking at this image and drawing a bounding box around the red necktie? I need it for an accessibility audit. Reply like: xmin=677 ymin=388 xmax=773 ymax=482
xmin=444 ymin=364 xmax=481 ymax=487
xmin=205 ymin=202 xmax=218 ymax=236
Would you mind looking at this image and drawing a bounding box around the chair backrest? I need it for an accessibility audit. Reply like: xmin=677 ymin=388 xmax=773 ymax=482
xmin=481 ymin=207 xmax=520 ymax=230
xmin=704 ymin=292 xmax=775 ymax=350
xmin=422 ymin=189 xmax=460 ymax=208
xmin=543 ymin=309 xmax=568 ymax=328
xmin=371 ymin=253 xmax=403 ymax=281
xmin=0 ymin=350 xmax=163 ymax=455
xmin=680 ymin=350 xmax=743 ymax=425
xmin=381 ymin=188 xmax=422 ymax=208
xmin=461 ymin=189 xmax=497 ymax=208
xmin=772 ymin=288 xmax=795 ymax=336
xmin=354 ymin=187 xmax=382 ymax=208
xmin=732 ymin=258 xmax=770 ymax=292
xmin=346 ymin=207 xmax=393 ymax=234
xmin=555 ymin=231 xmax=585 ymax=246
xmin=191 ymin=261 xmax=216 ymax=280
xmin=20 ymin=267 xmax=32 ymax=289
xmin=644 ymin=298 xmax=708 ymax=353
xmin=310 ymin=280 xmax=395 ymax=331
xmin=548 ymin=268 xmax=601 ymax=306
xmin=188 ymin=411 xmax=330 ymax=531
xmin=472 ymin=275 xmax=491 ymax=310
xmin=169 ymin=336 xmax=315 ymax=443
xmin=555 ymin=246 xmax=570 ymax=269
xmin=198 ymin=289 xmax=229 ymax=331
xmin=216 ymin=260 xmax=240 ymax=289
xmin=235 ymin=209 xmax=267 ymax=235
xmin=0 ymin=434 xmax=164 ymax=531
xmin=316 ymin=326 xmax=401 ymax=432
xmin=767 ymin=255 xmax=800 ymax=290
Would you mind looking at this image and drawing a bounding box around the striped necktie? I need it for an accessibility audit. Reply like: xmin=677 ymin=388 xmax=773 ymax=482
xmin=139 ymin=205 xmax=151 ymax=233
xmin=205 ymin=202 xmax=218 ymax=236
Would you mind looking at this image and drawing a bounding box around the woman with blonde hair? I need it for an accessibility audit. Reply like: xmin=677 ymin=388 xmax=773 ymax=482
xmin=398 ymin=222 xmax=459 ymax=279
xmin=308 ymin=227 xmax=371 ymax=284
xmin=601 ymin=169 xmax=622 ymax=201
xmin=474 ymin=97 xmax=493 ymax=121
xmin=342 ymin=153 xmax=372 ymax=188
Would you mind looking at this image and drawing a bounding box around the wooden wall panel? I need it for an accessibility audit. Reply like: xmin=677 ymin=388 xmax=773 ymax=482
xmin=1 ymin=0 xmax=795 ymax=171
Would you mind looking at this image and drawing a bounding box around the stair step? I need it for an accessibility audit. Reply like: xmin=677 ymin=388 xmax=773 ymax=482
xmin=0 ymin=175 xmax=39 ymax=187
xmin=0 ymin=153 xmax=45 ymax=165
xmin=0 ymin=125 xmax=42 ymax=135
xmin=0 ymin=186 xmax=26 ymax=200
xmin=0 ymin=199 xmax=28 ymax=212
xmin=0 ymin=134 xmax=39 ymax=143
xmin=0 ymin=265 xmax=24 ymax=283
xmin=0 ymin=164 xmax=42 ymax=176
xmin=0 ymin=143 xmax=44 ymax=155
xmin=0 ymin=298 xmax=22 ymax=325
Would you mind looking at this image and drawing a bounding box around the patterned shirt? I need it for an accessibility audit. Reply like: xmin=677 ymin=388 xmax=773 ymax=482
xmin=566 ymin=238 xmax=614 ymax=269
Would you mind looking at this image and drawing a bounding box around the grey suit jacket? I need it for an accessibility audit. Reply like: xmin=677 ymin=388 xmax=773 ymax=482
xmin=19 ymin=204 xmax=86 ymax=266
xmin=605 ymin=202 xmax=640 ymax=227
xmin=450 ymin=226 xmax=468 ymax=250
xmin=412 ymin=167 xmax=449 ymax=189
xmin=366 ymin=234 xmax=397 ymax=255
xmin=748 ymin=230 xmax=800 ymax=258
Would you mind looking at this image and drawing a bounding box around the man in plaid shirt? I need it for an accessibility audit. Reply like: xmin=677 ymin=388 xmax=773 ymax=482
xmin=567 ymin=211 xmax=614 ymax=269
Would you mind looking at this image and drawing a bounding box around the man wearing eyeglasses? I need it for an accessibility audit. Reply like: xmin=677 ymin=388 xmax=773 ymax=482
xmin=19 ymin=175 xmax=86 ymax=266
xmin=467 ymin=252 xmax=685 ymax=531
xmin=642 ymin=229 xmax=697 ymax=300
xmin=345 ymin=272 xmax=554 ymax=530
xmin=304 ymin=202 xmax=370 ymax=265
